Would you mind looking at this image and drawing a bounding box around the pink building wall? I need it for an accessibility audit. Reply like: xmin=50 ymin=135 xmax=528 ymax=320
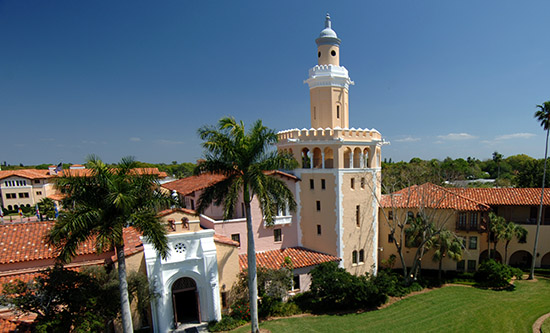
xmin=197 ymin=176 xmax=299 ymax=254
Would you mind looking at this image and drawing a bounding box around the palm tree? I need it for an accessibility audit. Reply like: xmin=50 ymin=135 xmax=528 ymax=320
xmin=530 ymin=101 xmax=550 ymax=280
xmin=489 ymin=212 xmax=506 ymax=256
xmin=492 ymin=151 xmax=503 ymax=180
xmin=47 ymin=156 xmax=172 ymax=333
xmin=432 ymin=229 xmax=462 ymax=283
xmin=195 ymin=117 xmax=297 ymax=332
xmin=502 ymin=221 xmax=528 ymax=265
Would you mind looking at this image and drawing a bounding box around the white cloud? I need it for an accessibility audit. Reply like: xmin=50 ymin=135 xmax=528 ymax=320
xmin=129 ymin=137 xmax=142 ymax=142
xmin=437 ymin=133 xmax=477 ymax=141
xmin=394 ymin=136 xmax=421 ymax=143
xmin=494 ymin=133 xmax=535 ymax=140
xmin=155 ymin=139 xmax=186 ymax=145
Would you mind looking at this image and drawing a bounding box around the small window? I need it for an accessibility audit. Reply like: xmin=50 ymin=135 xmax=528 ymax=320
xmin=190 ymin=199 xmax=195 ymax=210
xmin=388 ymin=211 xmax=393 ymax=220
xmin=352 ymin=250 xmax=358 ymax=264
xmin=36 ymin=191 xmax=42 ymax=195
xmin=356 ymin=205 xmax=360 ymax=227
xmin=317 ymin=224 xmax=322 ymax=235
xmin=351 ymin=178 xmax=355 ymax=189
xmin=18 ymin=193 xmax=29 ymax=198
xmin=231 ymin=234 xmax=240 ymax=246
xmin=316 ymin=201 xmax=321 ymax=211
xmin=321 ymin=179 xmax=326 ymax=190
xmin=467 ymin=260 xmax=476 ymax=271
xmin=314 ymin=107 xmax=317 ymax=120
xmin=241 ymin=202 xmax=245 ymax=217
xmin=469 ymin=236 xmax=477 ymax=250
xmin=469 ymin=213 xmax=478 ymax=230
xmin=310 ymin=179 xmax=314 ymax=190
xmin=274 ymin=229 xmax=282 ymax=242
xmin=337 ymin=105 xmax=340 ymax=119
xmin=361 ymin=177 xmax=365 ymax=189
xmin=221 ymin=292 xmax=228 ymax=309
xmin=34 ymin=179 xmax=40 ymax=184
xmin=318 ymin=51 xmax=321 ymax=58
xmin=388 ymin=233 xmax=394 ymax=243
xmin=359 ymin=250 xmax=364 ymax=263
xmin=457 ymin=260 xmax=465 ymax=272
xmin=331 ymin=50 xmax=336 ymax=56
xmin=292 ymin=275 xmax=301 ymax=291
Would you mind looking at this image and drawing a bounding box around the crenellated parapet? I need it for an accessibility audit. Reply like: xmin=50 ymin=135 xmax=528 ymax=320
xmin=278 ymin=127 xmax=381 ymax=143
xmin=305 ymin=64 xmax=354 ymax=90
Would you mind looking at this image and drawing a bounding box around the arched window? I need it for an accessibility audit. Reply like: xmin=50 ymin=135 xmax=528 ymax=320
xmin=364 ymin=148 xmax=371 ymax=168
xmin=352 ymin=250 xmax=358 ymax=264
xmin=343 ymin=148 xmax=351 ymax=168
xmin=313 ymin=148 xmax=322 ymax=168
xmin=353 ymin=147 xmax=361 ymax=168
xmin=324 ymin=147 xmax=334 ymax=169
xmin=359 ymin=250 xmax=364 ymax=263
xmin=301 ymin=148 xmax=310 ymax=168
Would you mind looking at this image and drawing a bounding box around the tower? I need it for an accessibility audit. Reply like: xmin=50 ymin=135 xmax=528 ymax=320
xmin=277 ymin=14 xmax=383 ymax=275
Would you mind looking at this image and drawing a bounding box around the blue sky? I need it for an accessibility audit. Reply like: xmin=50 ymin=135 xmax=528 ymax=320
xmin=1 ymin=1 xmax=549 ymax=165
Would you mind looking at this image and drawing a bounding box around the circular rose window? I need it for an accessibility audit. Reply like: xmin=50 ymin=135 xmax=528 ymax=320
xmin=174 ymin=243 xmax=186 ymax=253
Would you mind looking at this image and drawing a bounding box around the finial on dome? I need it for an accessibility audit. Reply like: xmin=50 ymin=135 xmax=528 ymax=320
xmin=316 ymin=13 xmax=341 ymax=46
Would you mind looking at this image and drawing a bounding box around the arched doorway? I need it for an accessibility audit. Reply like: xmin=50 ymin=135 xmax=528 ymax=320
xmin=172 ymin=277 xmax=200 ymax=326
xmin=541 ymin=252 xmax=550 ymax=268
xmin=479 ymin=249 xmax=502 ymax=263
xmin=508 ymin=250 xmax=532 ymax=268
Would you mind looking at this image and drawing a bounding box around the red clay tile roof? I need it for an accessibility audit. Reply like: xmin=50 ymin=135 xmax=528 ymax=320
xmin=381 ymin=183 xmax=490 ymax=212
xmin=0 ymin=317 xmax=32 ymax=332
xmin=213 ymin=234 xmax=239 ymax=247
xmin=62 ymin=167 xmax=166 ymax=178
xmin=0 ymin=169 xmax=52 ymax=180
xmin=0 ymin=221 xmax=143 ymax=265
xmin=161 ymin=173 xmax=227 ymax=196
xmin=451 ymin=187 xmax=550 ymax=206
xmin=163 ymin=171 xmax=298 ymax=197
xmin=157 ymin=207 xmax=197 ymax=217
xmin=239 ymin=247 xmax=340 ymax=271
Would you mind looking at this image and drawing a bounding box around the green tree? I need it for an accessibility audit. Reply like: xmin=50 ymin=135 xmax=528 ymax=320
xmin=431 ymin=229 xmax=463 ymax=283
xmin=493 ymin=151 xmax=503 ymax=179
xmin=530 ymin=101 xmax=550 ymax=280
xmin=38 ymin=197 xmax=56 ymax=220
xmin=489 ymin=212 xmax=507 ymax=256
xmin=501 ymin=221 xmax=528 ymax=265
xmin=195 ymin=117 xmax=297 ymax=332
xmin=46 ymin=156 xmax=172 ymax=333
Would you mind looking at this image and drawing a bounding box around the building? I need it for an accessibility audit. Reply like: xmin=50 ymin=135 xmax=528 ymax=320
xmin=379 ymin=183 xmax=550 ymax=273
xmin=0 ymin=165 xmax=167 ymax=212
xmin=276 ymin=14 xmax=384 ymax=275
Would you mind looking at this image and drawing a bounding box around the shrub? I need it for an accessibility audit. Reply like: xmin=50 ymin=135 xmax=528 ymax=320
xmin=372 ymin=270 xmax=408 ymax=297
xmin=208 ymin=315 xmax=247 ymax=332
xmin=474 ymin=259 xmax=517 ymax=288
xmin=230 ymin=299 xmax=250 ymax=321
xmin=270 ymin=301 xmax=302 ymax=317
xmin=306 ymin=262 xmax=387 ymax=312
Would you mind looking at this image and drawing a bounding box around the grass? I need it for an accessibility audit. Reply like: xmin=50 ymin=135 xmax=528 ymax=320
xmin=233 ymin=279 xmax=550 ymax=333
xmin=543 ymin=317 xmax=550 ymax=333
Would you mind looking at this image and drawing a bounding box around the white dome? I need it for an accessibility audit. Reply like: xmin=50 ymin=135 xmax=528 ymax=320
xmin=315 ymin=13 xmax=341 ymax=46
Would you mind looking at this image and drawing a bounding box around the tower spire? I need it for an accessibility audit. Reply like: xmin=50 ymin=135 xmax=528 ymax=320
xmin=325 ymin=13 xmax=331 ymax=28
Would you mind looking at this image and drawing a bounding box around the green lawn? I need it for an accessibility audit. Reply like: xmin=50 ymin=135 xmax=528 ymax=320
xmin=234 ymin=279 xmax=550 ymax=332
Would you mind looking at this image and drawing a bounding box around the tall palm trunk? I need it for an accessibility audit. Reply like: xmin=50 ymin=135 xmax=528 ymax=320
xmin=244 ymin=184 xmax=259 ymax=333
xmin=530 ymin=125 xmax=549 ymax=279
xmin=116 ymin=244 xmax=133 ymax=333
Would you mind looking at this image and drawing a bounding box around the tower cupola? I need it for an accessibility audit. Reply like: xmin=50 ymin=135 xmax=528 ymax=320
xmin=316 ymin=14 xmax=341 ymax=46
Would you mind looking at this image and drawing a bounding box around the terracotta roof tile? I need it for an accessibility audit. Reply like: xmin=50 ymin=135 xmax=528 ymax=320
xmin=161 ymin=173 xmax=227 ymax=196
xmin=0 ymin=221 xmax=142 ymax=265
xmin=213 ymin=234 xmax=239 ymax=247
xmin=157 ymin=207 xmax=197 ymax=217
xmin=0 ymin=169 xmax=52 ymax=180
xmin=0 ymin=317 xmax=32 ymax=332
xmin=451 ymin=188 xmax=550 ymax=206
xmin=239 ymin=247 xmax=340 ymax=271
xmin=381 ymin=183 xmax=490 ymax=212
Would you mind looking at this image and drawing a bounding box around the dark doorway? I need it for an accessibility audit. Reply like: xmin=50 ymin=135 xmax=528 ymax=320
xmin=172 ymin=277 xmax=200 ymax=326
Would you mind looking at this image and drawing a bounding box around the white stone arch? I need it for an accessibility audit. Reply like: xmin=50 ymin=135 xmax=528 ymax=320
xmin=163 ymin=269 xmax=209 ymax=327
xmin=301 ymin=148 xmax=311 ymax=168
xmin=363 ymin=148 xmax=370 ymax=168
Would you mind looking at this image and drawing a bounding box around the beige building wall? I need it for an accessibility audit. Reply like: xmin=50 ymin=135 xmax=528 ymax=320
xmin=1 ymin=176 xmax=55 ymax=209
xmin=215 ymin=242 xmax=239 ymax=297
xmin=310 ymin=87 xmax=349 ymax=129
